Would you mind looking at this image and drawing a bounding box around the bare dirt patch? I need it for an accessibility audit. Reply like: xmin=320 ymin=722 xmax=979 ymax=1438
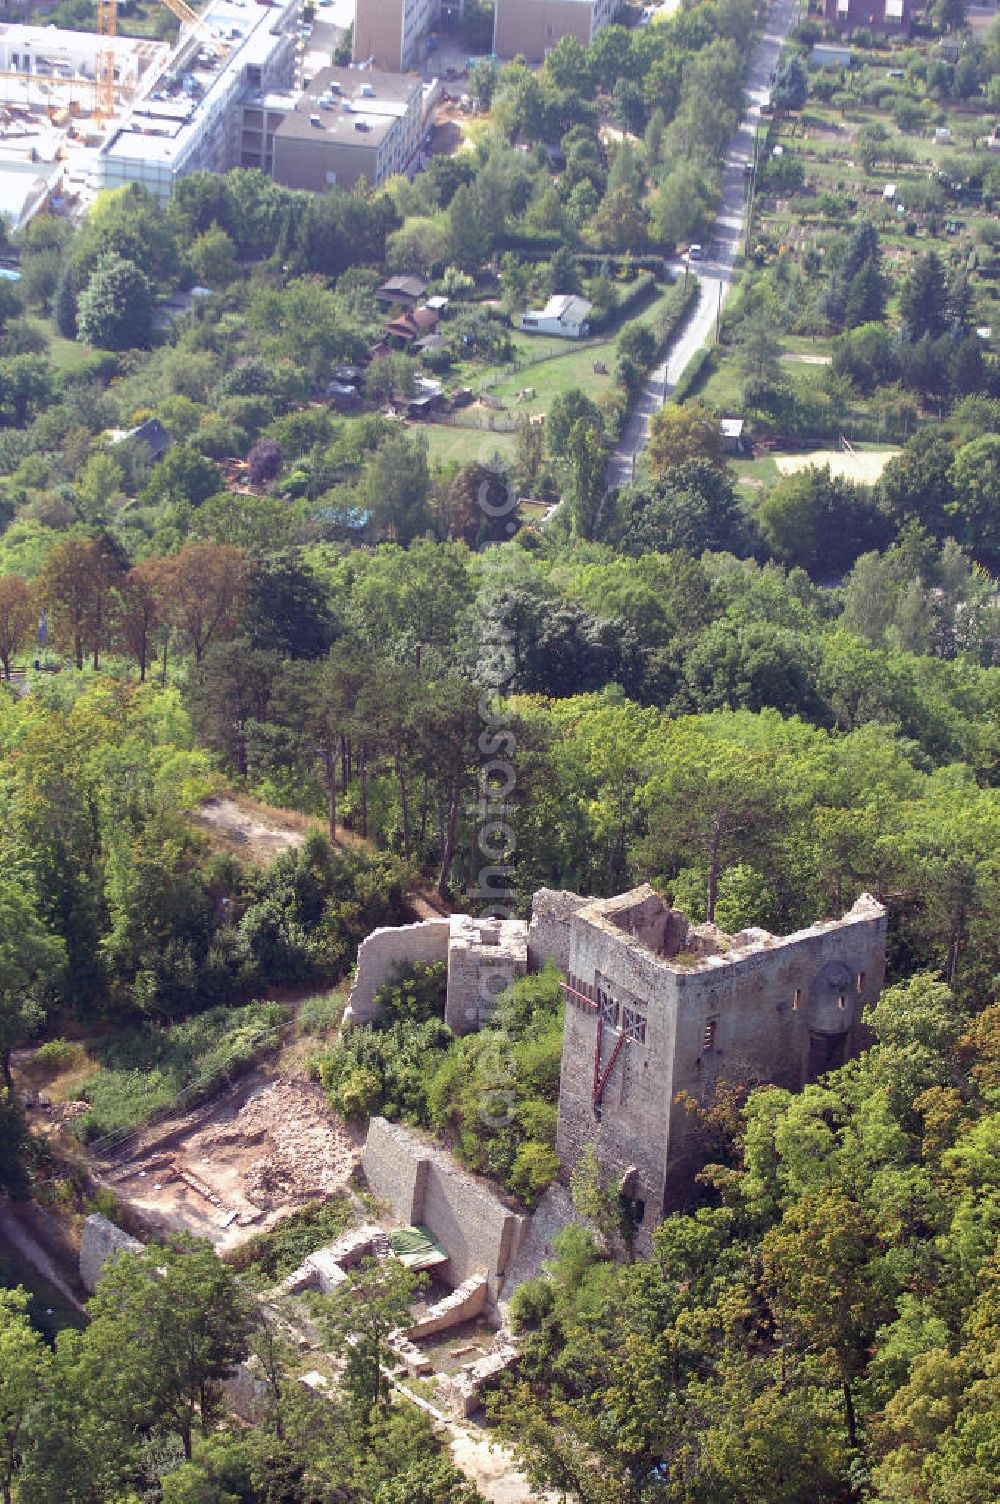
xmin=102 ymin=1073 xmax=362 ymax=1252
xmin=774 ymin=447 xmax=899 ymax=485
xmin=191 ymin=795 xmax=315 ymax=864
xmin=448 ymin=1426 xmax=555 ymax=1504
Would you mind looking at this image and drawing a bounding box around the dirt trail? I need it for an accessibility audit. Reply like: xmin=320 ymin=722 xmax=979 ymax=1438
xmin=394 ymin=1377 xmax=554 ymax=1503
xmin=449 ymin=1427 xmax=555 ymax=1504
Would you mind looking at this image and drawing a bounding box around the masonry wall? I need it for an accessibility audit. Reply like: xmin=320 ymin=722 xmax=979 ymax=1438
xmin=556 ymin=908 xmax=680 ymax=1225
xmin=345 ymin=919 xmax=450 ymax=1026
xmin=445 ymin=916 xmax=528 ymax=1035
xmin=79 ymin=1214 xmax=142 ymax=1294
xmin=363 ymin=1118 xmax=528 ymax=1298
xmin=527 ymin=888 xmax=588 ymax=974
xmin=662 ymin=901 xmax=887 ymax=1200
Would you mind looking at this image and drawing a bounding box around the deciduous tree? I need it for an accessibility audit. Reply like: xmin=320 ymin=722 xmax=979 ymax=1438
xmin=159 ymin=542 xmax=251 ymax=664
xmin=647 ymin=401 xmax=724 ymax=476
xmin=0 ymin=574 xmax=34 ymax=679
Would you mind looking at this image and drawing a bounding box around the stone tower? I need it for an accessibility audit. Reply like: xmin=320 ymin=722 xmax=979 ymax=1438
xmin=555 ymin=886 xmax=887 ymax=1243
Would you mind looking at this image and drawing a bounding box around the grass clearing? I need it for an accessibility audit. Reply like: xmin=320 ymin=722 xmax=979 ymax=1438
xmin=421 ymin=424 xmax=517 ymax=467
xmin=68 ymin=1002 xmax=284 ymax=1144
xmin=475 ymin=285 xmax=676 ymax=415
xmin=733 ymin=451 xmax=781 ymax=493
xmin=25 ymin=317 xmax=96 ymax=374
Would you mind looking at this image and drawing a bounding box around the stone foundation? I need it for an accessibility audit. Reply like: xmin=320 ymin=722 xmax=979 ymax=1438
xmin=406 ymin=1275 xmax=488 ymax=1339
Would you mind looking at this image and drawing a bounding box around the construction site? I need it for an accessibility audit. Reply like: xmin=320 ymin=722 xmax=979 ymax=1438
xmin=0 ymin=0 xmax=301 ymax=229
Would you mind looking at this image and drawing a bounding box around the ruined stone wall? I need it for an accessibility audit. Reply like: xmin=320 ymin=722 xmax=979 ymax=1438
xmin=527 ymin=889 xmax=589 ymax=974
xmin=79 ymin=1214 xmax=143 ymax=1294
xmin=663 ymin=896 xmax=887 ymax=1200
xmin=345 ymin=919 xmax=450 ymax=1026
xmin=445 ymin=915 xmax=528 ymax=1035
xmin=362 ymin=1118 xmax=528 ymax=1298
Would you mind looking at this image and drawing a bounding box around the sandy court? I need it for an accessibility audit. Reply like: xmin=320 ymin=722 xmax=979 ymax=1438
xmin=103 ymin=1074 xmax=361 ymax=1250
xmin=780 ymin=352 xmax=832 ymax=365
xmin=774 ymin=448 xmax=899 ymax=484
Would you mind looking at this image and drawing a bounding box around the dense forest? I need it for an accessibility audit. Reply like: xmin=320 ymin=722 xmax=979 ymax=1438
xmin=1 ymin=0 xmax=1000 ymax=1500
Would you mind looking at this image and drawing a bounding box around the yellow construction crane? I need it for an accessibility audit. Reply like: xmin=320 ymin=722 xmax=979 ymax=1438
xmin=93 ymin=0 xmax=228 ymax=121
xmin=95 ymin=0 xmax=116 ymax=121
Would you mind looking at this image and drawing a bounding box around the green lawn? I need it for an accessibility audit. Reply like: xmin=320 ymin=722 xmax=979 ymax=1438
xmin=26 ymin=317 xmax=96 ymax=374
xmin=479 ymin=286 xmax=676 ymax=415
xmin=733 ymin=451 xmax=780 ymax=498
xmin=421 ymin=423 xmax=517 ymax=468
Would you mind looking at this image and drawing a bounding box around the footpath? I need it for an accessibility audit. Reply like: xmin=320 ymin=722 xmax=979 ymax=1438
xmin=607 ymin=0 xmax=802 ymax=488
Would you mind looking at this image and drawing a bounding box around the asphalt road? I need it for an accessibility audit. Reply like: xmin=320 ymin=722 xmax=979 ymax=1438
xmin=606 ymin=0 xmax=802 ymax=490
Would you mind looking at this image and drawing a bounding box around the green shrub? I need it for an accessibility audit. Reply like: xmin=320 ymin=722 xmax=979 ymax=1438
xmin=228 ymin=1195 xmax=354 ymax=1283
xmin=317 ymin=966 xmax=565 ymax=1205
xmin=508 ymin=1141 xmax=561 ymax=1204
xmin=71 ymin=1002 xmax=283 ymax=1143
xmin=297 ymin=990 xmax=346 ymax=1037
xmin=374 ymin=962 xmax=447 ymax=1025
xmin=34 ymin=1039 xmax=85 ymax=1074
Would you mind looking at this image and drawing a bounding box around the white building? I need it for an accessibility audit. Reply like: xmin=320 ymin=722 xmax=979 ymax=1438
xmin=98 ymin=0 xmax=299 ymax=199
xmin=0 ymin=22 xmax=166 ymax=98
xmin=520 ymin=293 xmax=592 ymax=339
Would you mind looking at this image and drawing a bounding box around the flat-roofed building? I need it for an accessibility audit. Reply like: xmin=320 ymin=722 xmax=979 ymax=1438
xmin=270 ymin=66 xmax=425 ymax=192
xmin=353 ymin=0 xmax=441 ymax=73
xmin=98 ymin=0 xmax=299 ymax=199
xmin=823 ymin=0 xmax=912 ymax=31
xmin=493 ymin=0 xmax=619 ymax=63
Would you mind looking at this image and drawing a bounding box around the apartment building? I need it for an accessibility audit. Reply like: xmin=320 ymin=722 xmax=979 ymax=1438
xmin=98 ymin=0 xmax=299 ymax=198
xmin=268 ymin=66 xmax=425 ymax=191
xmin=353 ymin=0 xmax=441 ymax=73
xmin=493 ymin=0 xmax=619 ymax=62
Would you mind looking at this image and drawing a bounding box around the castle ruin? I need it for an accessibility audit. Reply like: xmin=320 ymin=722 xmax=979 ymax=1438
xmin=348 ymin=885 xmax=887 ymax=1247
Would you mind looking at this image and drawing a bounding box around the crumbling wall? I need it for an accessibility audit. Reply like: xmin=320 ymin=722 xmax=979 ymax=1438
xmin=362 ymin=1118 xmax=528 ymax=1298
xmin=406 ymin=1275 xmax=488 ymax=1339
xmin=436 ymin=1338 xmax=519 ymax=1419
xmin=445 ymin=915 xmax=528 ymax=1035
xmin=344 ymin=919 xmax=450 ymax=1026
xmin=79 ymin=1213 xmax=143 ymax=1294
xmin=527 ymin=888 xmax=588 ymax=973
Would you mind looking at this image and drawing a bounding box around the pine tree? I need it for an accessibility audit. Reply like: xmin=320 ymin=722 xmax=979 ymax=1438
xmin=899 ymin=250 xmax=949 ymax=342
xmin=825 ymin=222 xmax=882 ymax=326
xmin=843 ymin=258 xmax=887 ymax=328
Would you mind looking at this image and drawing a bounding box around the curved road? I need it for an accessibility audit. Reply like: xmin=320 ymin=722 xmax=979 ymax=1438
xmin=607 ymin=0 xmax=801 ymax=489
